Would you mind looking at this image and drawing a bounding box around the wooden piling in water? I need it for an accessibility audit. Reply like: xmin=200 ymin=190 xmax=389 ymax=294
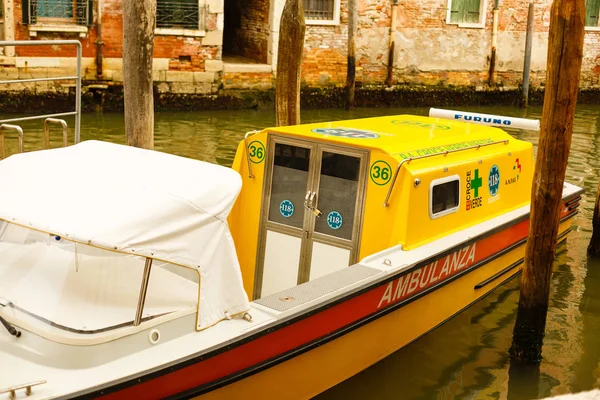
xmin=386 ymin=0 xmax=398 ymax=87
xmin=275 ymin=0 xmax=306 ymax=127
xmin=509 ymin=0 xmax=584 ymax=363
xmin=521 ymin=1 xmax=535 ymax=108
xmin=123 ymin=0 xmax=155 ymax=149
xmin=346 ymin=0 xmax=358 ymax=109
xmin=588 ymin=185 xmax=600 ymax=256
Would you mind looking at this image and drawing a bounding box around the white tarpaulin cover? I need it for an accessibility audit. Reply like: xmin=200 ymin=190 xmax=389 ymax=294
xmin=0 ymin=140 xmax=249 ymax=330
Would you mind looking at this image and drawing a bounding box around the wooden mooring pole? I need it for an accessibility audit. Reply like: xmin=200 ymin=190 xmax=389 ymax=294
xmin=275 ymin=0 xmax=306 ymax=127
xmin=521 ymin=1 xmax=535 ymax=108
xmin=588 ymin=187 xmax=600 ymax=255
xmin=346 ymin=0 xmax=358 ymax=109
xmin=123 ymin=0 xmax=155 ymax=149
xmin=509 ymin=0 xmax=584 ymax=363
xmin=488 ymin=0 xmax=499 ymax=85
xmin=386 ymin=0 xmax=398 ymax=87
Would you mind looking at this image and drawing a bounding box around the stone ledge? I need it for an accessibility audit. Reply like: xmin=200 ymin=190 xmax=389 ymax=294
xmin=223 ymin=63 xmax=272 ymax=74
xmin=28 ymin=24 xmax=88 ymax=38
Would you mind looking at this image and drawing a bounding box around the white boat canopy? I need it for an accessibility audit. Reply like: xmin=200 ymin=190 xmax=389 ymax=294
xmin=0 ymin=140 xmax=249 ymax=330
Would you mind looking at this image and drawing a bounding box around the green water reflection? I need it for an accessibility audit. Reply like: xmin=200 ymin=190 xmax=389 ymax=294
xmin=2 ymin=104 xmax=600 ymax=399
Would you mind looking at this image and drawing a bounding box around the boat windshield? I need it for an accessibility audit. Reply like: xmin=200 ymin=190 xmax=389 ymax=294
xmin=0 ymin=221 xmax=199 ymax=334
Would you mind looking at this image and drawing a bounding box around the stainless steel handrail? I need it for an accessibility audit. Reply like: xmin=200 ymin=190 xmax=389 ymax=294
xmin=134 ymin=258 xmax=153 ymax=326
xmin=0 ymin=124 xmax=24 ymax=159
xmin=0 ymin=111 xmax=77 ymax=125
xmin=44 ymin=118 xmax=69 ymax=149
xmin=0 ymin=40 xmax=82 ymax=144
xmin=383 ymin=140 xmax=510 ymax=207
xmin=0 ymin=75 xmax=79 ymax=85
xmin=243 ymin=130 xmax=259 ymax=178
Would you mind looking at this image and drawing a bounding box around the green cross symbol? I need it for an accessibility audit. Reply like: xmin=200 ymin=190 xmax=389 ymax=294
xmin=472 ymin=169 xmax=483 ymax=198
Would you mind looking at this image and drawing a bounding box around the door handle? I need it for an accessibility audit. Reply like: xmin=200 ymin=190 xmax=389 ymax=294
xmin=308 ymin=192 xmax=322 ymax=218
xmin=304 ymin=191 xmax=313 ymax=209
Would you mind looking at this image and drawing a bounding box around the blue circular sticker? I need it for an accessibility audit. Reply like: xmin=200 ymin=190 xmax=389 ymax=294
xmin=279 ymin=200 xmax=294 ymax=218
xmin=327 ymin=211 xmax=343 ymax=230
xmin=488 ymin=164 xmax=500 ymax=197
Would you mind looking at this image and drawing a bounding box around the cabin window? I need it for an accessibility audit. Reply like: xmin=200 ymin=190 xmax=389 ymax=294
xmin=446 ymin=0 xmax=486 ymax=27
xmin=586 ymin=0 xmax=600 ymax=27
xmin=430 ymin=176 xmax=460 ymax=219
xmin=268 ymin=143 xmax=311 ymax=229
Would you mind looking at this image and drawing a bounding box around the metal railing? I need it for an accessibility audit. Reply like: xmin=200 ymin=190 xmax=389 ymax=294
xmin=303 ymin=0 xmax=334 ymax=20
xmin=27 ymin=0 xmax=89 ymax=26
xmin=157 ymin=1 xmax=205 ymax=30
xmin=383 ymin=140 xmax=510 ymax=207
xmin=44 ymin=118 xmax=68 ymax=149
xmin=0 ymin=40 xmax=81 ymax=147
xmin=0 ymin=124 xmax=24 ymax=159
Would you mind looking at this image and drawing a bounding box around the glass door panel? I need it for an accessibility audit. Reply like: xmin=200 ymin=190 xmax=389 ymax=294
xmin=267 ymin=143 xmax=311 ymax=229
xmin=314 ymin=151 xmax=361 ymax=241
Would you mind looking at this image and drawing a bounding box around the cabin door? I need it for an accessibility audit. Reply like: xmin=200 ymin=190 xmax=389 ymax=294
xmin=256 ymin=136 xmax=367 ymax=299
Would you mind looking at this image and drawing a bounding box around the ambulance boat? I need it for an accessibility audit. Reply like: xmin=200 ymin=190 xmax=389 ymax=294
xmin=0 ymin=110 xmax=582 ymax=399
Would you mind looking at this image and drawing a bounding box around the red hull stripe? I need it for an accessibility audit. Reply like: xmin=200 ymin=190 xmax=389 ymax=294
xmin=88 ymin=201 xmax=579 ymax=400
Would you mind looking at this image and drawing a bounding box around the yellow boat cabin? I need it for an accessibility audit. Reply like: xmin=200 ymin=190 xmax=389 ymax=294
xmin=229 ymin=114 xmax=535 ymax=300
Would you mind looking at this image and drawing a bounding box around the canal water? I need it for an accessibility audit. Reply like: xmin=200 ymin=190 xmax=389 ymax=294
xmin=2 ymin=105 xmax=600 ymax=399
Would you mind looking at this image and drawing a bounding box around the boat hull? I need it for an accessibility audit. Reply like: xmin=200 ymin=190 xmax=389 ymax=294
xmin=198 ymin=221 xmax=573 ymax=400
xmin=88 ymin=199 xmax=580 ymax=400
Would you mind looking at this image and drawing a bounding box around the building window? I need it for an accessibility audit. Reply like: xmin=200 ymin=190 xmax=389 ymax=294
xmin=430 ymin=176 xmax=460 ymax=219
xmin=24 ymin=0 xmax=91 ymax=26
xmin=157 ymin=0 xmax=201 ymax=30
xmin=446 ymin=0 xmax=486 ymax=27
xmin=586 ymin=0 xmax=600 ymax=27
xmin=303 ymin=0 xmax=340 ymax=25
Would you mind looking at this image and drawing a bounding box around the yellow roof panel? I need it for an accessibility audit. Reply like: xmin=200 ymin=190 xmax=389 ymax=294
xmin=266 ymin=114 xmax=514 ymax=160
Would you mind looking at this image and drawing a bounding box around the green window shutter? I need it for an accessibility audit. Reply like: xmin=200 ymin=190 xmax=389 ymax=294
xmin=449 ymin=0 xmax=464 ymax=23
xmin=450 ymin=0 xmax=480 ymax=24
xmin=22 ymin=0 xmax=31 ymax=25
xmin=586 ymin=0 xmax=600 ymax=27
xmin=465 ymin=0 xmax=481 ymax=23
xmin=87 ymin=0 xmax=93 ymax=26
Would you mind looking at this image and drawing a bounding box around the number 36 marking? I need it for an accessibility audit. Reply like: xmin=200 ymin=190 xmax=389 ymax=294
xmin=370 ymin=160 xmax=392 ymax=186
xmin=248 ymin=141 xmax=265 ymax=164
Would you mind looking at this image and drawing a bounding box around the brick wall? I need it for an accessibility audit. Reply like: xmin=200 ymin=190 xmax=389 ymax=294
xmin=3 ymin=0 xmax=600 ymax=92
xmin=10 ymin=0 xmax=224 ymax=78
xmin=300 ymin=0 xmax=600 ymax=89
xmin=13 ymin=0 xmax=97 ymax=57
xmin=301 ymin=0 xmax=348 ymax=85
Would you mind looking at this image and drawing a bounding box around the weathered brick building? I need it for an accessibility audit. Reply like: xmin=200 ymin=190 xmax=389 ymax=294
xmin=0 ymin=0 xmax=599 ymax=96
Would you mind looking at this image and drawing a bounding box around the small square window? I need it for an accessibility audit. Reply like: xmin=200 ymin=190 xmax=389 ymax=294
xmin=303 ymin=0 xmax=340 ymax=25
xmin=446 ymin=0 xmax=486 ymax=27
xmin=156 ymin=0 xmax=200 ymax=30
xmin=26 ymin=0 xmax=89 ymax=26
xmin=430 ymin=176 xmax=460 ymax=219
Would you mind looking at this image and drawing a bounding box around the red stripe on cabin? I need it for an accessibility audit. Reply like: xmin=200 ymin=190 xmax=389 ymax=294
xmin=98 ymin=203 xmax=575 ymax=399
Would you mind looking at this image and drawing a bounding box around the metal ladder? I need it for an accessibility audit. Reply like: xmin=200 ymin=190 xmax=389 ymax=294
xmin=0 ymin=40 xmax=82 ymax=160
